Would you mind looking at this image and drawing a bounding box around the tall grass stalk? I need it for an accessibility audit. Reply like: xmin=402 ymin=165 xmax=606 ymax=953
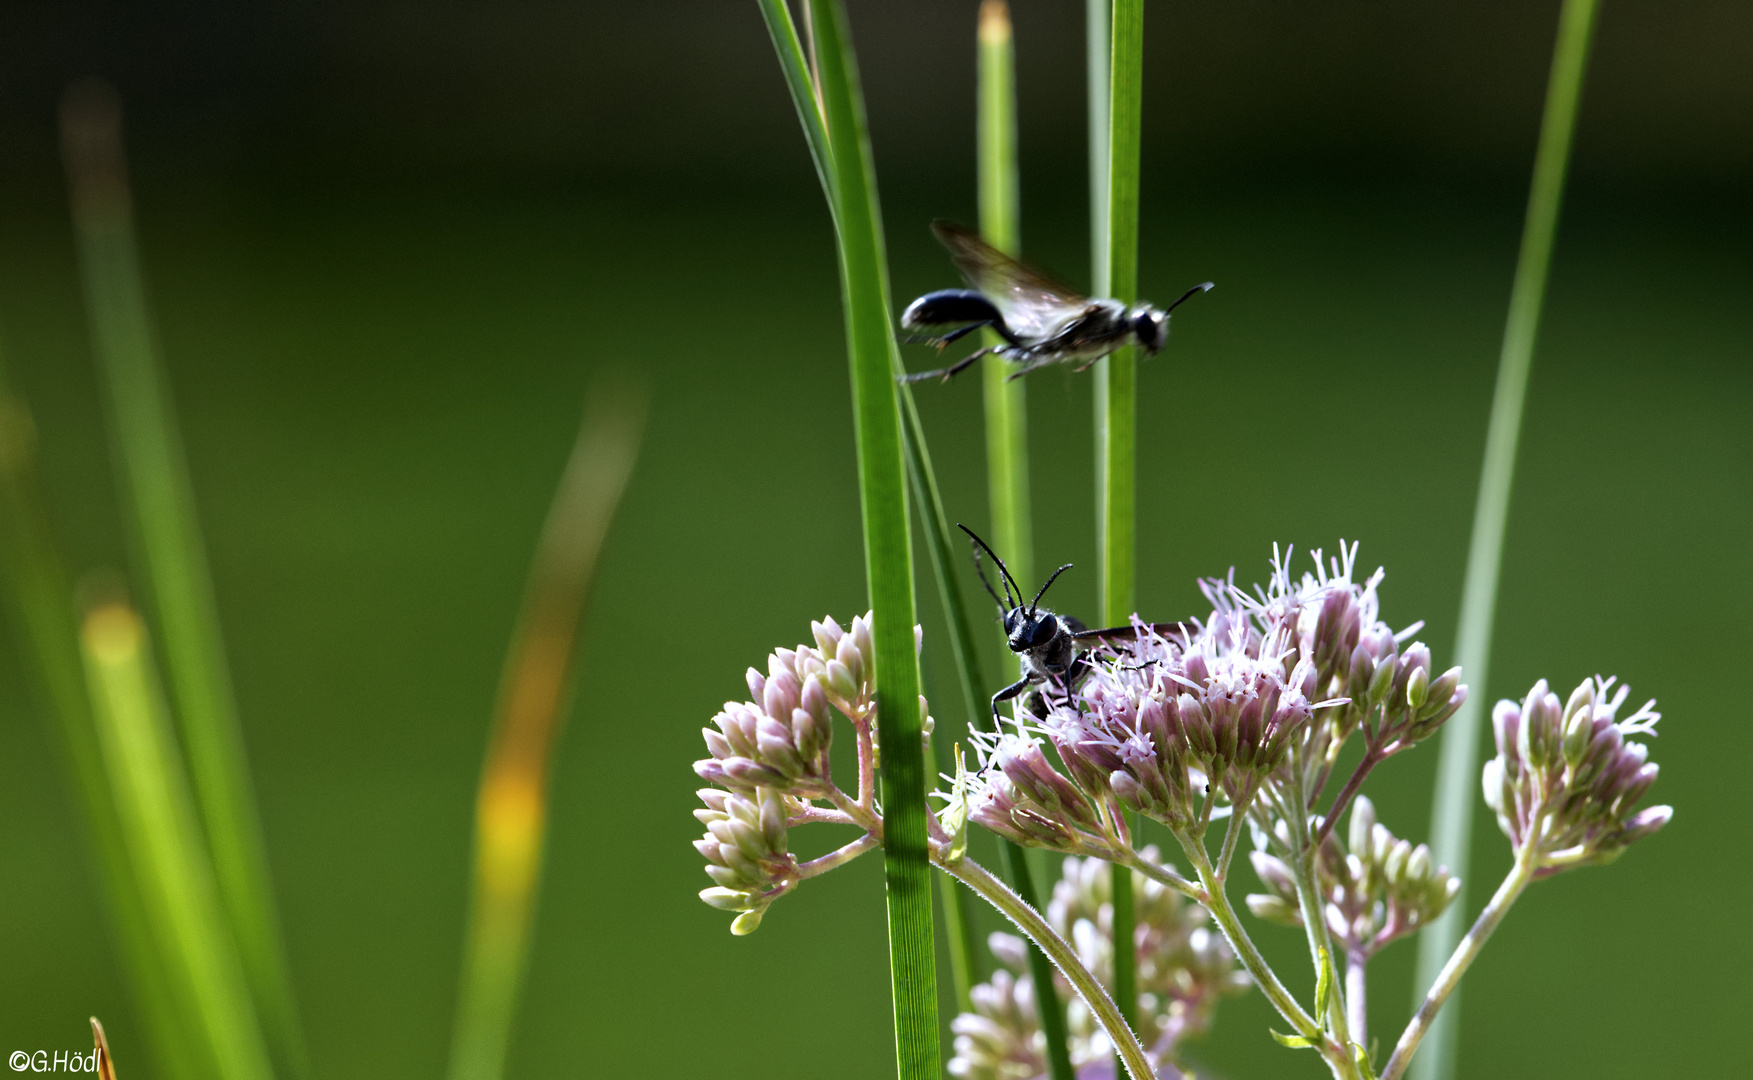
xmin=802 ymin=2 xmax=938 ymax=1073
xmin=1086 ymin=0 xmax=1110 ymax=293
xmin=900 ymin=396 xmax=983 ymax=1015
xmin=446 ymin=379 xmax=646 ymax=1080
xmin=1410 ymin=3 xmax=1602 ymax=1078
xmin=81 ymin=601 xmax=274 ymax=1080
xmin=61 ymin=82 xmax=306 ymax=1080
xmin=978 ymin=0 xmax=1032 ymax=591
xmin=971 ymin=7 xmax=1077 ymax=1074
xmin=0 ymin=379 xmax=199 ymax=1080
xmin=1094 ymin=0 xmax=1144 ymax=1052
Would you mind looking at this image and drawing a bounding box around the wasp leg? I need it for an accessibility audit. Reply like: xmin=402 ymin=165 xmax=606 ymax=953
xmin=991 ymin=676 xmax=1032 ymax=723
xmin=900 ymin=346 xmax=995 ymax=384
xmin=1003 ymin=351 xmax=1067 ymax=381
xmin=901 ymin=320 xmax=992 ymax=350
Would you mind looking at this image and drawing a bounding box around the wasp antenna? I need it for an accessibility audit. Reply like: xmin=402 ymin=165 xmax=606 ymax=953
xmin=1029 ymin=563 xmax=1075 ymax=615
xmin=1165 ymin=281 xmax=1214 ymax=314
xmin=958 ymin=523 xmax=1022 ymax=610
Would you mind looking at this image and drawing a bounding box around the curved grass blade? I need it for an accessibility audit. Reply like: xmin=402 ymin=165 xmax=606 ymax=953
xmin=61 ymin=82 xmax=306 ymax=1080
xmin=1410 ymin=3 xmax=1603 ymax=1078
xmin=446 ymin=377 xmax=646 ymax=1080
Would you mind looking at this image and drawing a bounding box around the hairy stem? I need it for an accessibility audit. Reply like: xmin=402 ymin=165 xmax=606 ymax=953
xmin=1384 ymin=846 xmax=1537 ymax=1080
xmin=1346 ymin=949 xmax=1369 ymax=1058
xmin=1178 ymin=833 xmax=1320 ymax=1040
xmin=798 ymin=834 xmax=881 ymax=879
xmin=940 ymin=854 xmax=1155 ymax=1080
xmin=1123 ymin=849 xmax=1202 ymax=902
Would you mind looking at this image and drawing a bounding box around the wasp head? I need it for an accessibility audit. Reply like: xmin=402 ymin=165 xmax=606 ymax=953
xmin=1005 ymin=607 xmax=1060 ymax=653
xmin=1132 ymin=307 xmax=1169 ymax=354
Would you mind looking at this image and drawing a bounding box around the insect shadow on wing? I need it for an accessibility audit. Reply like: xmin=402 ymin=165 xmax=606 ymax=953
xmin=958 ymin=523 xmax=1182 ymax=722
xmin=900 ymin=220 xmax=1213 ymax=384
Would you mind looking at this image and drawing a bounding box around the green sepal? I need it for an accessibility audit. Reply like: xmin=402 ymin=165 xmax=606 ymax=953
xmin=1353 ymin=1041 xmax=1379 ymax=1080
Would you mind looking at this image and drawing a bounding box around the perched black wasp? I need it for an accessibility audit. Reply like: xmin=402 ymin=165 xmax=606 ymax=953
xmin=899 ymin=220 xmax=1213 ymax=384
xmin=959 ymin=524 xmax=1176 ymax=722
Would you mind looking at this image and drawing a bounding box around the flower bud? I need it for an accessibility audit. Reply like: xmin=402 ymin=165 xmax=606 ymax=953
xmin=731 ymin=909 xmax=764 ymax=935
xmin=1349 ymin=795 xmax=1378 ymax=859
xmin=1406 ymin=665 xmax=1430 ymax=711
xmin=763 ymin=668 xmax=801 ymax=728
xmin=835 ymin=634 xmax=864 ymax=689
xmin=745 ymin=667 xmax=766 ymax=701
xmin=811 ymin=616 xmax=845 ymax=656
xmin=825 ymin=659 xmax=857 ymax=700
xmin=699 ymin=886 xmax=752 ymax=911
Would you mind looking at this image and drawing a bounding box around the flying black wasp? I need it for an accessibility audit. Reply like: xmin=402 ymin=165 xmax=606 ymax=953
xmin=959 ymin=524 xmax=1177 ymax=722
xmin=899 ymin=220 xmax=1213 ymax=384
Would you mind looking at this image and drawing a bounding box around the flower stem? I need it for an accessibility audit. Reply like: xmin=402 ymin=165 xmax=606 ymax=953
xmin=1124 ymin=849 xmax=1202 ymax=902
xmin=1312 ymin=745 xmax=1383 ymax=849
xmin=798 ymin=834 xmax=882 ymax=879
xmin=1178 ymin=834 xmax=1320 ymax=1042
xmin=1384 ymin=848 xmax=1537 ymax=1080
xmin=1346 ymin=949 xmax=1369 ymax=1053
xmin=940 ymin=854 xmax=1155 ymax=1080
xmin=1413 ymin=3 xmax=1601 ymax=1075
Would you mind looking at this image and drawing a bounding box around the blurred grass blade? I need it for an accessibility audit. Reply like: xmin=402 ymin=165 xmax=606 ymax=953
xmin=81 ymin=599 xmax=274 ymax=1080
xmin=1411 ymin=3 xmax=1602 ymax=1078
xmin=1087 ymin=0 xmax=1111 ymax=293
xmin=61 ymin=81 xmax=307 ymax=1080
xmin=446 ymin=376 xmax=647 ymax=1080
xmin=978 ymin=0 xmax=1033 ymax=592
xmin=0 ymin=377 xmax=201 ymax=1080
xmin=804 ymin=1 xmax=939 ymax=1074
xmin=1095 ymin=0 xmax=1145 ymax=1058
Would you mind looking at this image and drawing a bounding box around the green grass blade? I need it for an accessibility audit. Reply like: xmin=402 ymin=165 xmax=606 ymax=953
xmin=978 ymin=0 xmax=1033 ymax=591
xmin=0 ymin=382 xmax=201 ymax=1080
xmin=1410 ymin=4 xmax=1602 ymax=1079
xmin=446 ymin=378 xmax=646 ymax=1080
xmin=901 ymin=366 xmax=1078 ymax=1080
xmin=61 ymin=82 xmax=307 ymax=1080
xmin=81 ymin=601 xmax=275 ymax=1080
xmin=1094 ymin=1 xmax=1145 ymax=1063
xmin=756 ymin=0 xmax=835 ymax=207
xmin=804 ymin=2 xmax=938 ymax=1074
xmin=898 ymin=389 xmax=984 ymax=1014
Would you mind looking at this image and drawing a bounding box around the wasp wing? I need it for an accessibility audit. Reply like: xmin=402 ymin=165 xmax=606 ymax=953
xmin=931 ymin=220 xmax=1095 ymax=344
xmin=1071 ymin=622 xmax=1187 ymax=644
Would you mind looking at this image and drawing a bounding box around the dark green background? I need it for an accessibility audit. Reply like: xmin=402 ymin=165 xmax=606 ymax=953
xmin=0 ymin=2 xmax=1746 ymax=1078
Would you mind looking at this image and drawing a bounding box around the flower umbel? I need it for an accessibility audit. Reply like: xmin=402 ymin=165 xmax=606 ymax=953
xmin=1247 ymin=795 xmax=1459 ymax=958
xmin=1484 ymin=675 xmax=1672 ymax=875
xmin=694 ymin=787 xmax=796 ymax=935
